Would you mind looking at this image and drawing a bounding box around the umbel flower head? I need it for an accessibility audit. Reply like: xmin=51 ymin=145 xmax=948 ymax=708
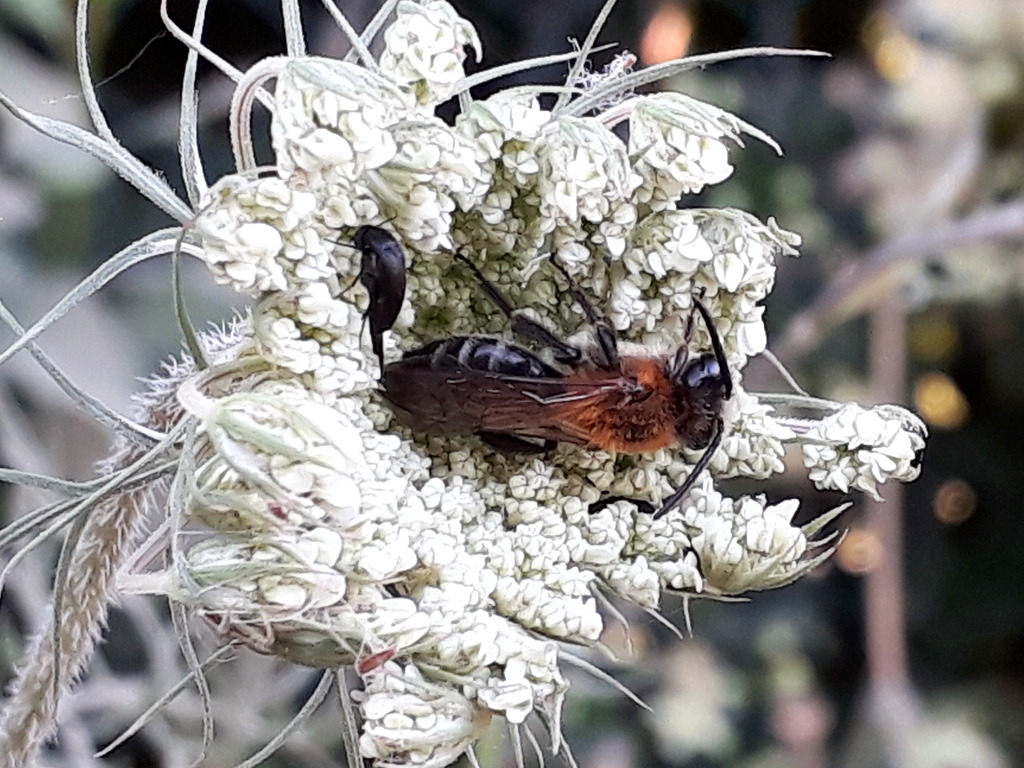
xmin=0 ymin=1 xmax=927 ymax=767
xmin=168 ymin=3 xmax=930 ymax=766
xmin=164 ymin=4 xmax=930 ymax=764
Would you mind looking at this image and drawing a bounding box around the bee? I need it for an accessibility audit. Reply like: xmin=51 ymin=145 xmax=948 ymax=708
xmin=341 ymin=225 xmax=407 ymax=375
xmin=382 ymin=254 xmax=733 ymax=519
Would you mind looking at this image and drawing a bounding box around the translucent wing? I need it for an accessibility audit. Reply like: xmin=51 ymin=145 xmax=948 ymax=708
xmin=382 ymin=358 xmax=624 ymax=445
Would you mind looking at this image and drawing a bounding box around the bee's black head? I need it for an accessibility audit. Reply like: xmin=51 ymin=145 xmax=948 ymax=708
xmin=666 ymin=298 xmax=734 ymax=450
xmin=682 ymin=353 xmax=725 ymax=391
xmin=668 ymin=298 xmax=733 ymax=400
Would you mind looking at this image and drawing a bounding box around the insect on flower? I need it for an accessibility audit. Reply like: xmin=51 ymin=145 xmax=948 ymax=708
xmin=383 ymin=254 xmax=734 ymax=518
xmin=339 ymin=225 xmax=407 ymax=375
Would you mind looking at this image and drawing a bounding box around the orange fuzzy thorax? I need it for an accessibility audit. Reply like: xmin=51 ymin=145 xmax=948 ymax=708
xmin=555 ymin=356 xmax=681 ymax=453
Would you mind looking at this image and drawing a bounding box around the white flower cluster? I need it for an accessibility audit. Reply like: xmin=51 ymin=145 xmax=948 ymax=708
xmin=612 ymin=208 xmax=798 ymax=367
xmin=172 ymin=2 xmax=929 ymax=766
xmin=711 ymin=388 xmax=793 ymax=480
xmin=630 ymin=92 xmax=778 ymax=213
xmin=379 ymin=0 xmax=482 ymax=108
xmin=175 ymin=369 xmax=590 ymax=760
xmin=802 ymin=403 xmax=927 ymax=500
xmin=356 ymin=665 xmax=487 ymax=768
xmin=685 ymin=490 xmax=830 ymax=594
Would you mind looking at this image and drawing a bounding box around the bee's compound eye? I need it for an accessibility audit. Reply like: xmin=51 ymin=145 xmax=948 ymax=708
xmin=684 ymin=354 xmax=721 ymax=388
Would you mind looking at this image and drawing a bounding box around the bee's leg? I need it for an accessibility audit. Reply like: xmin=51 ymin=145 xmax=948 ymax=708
xmin=668 ymin=299 xmax=701 ymax=378
xmin=683 ymin=295 xmax=698 ymax=340
xmin=587 ymin=496 xmax=656 ymax=516
xmin=652 ymin=417 xmax=724 ymax=519
xmin=477 ymin=431 xmax=557 ymax=454
xmin=369 ymin=322 xmax=385 ymax=378
xmin=546 ymin=258 xmax=620 ymax=371
xmin=357 ymin=311 xmax=380 ymax=377
xmin=455 ymin=253 xmax=583 ymax=365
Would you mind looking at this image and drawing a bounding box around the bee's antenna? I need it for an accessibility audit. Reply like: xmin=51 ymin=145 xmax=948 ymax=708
xmin=692 ymin=297 xmax=733 ymax=399
xmin=323 ymin=235 xmax=362 ymax=295
xmin=453 ymin=251 xmax=518 ymax=317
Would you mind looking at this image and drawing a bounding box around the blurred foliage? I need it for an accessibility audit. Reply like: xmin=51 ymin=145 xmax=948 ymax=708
xmin=1 ymin=0 xmax=1023 ymax=766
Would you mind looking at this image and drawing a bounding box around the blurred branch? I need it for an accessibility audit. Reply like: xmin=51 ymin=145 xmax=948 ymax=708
xmin=864 ymin=299 xmax=916 ymax=761
xmin=776 ymin=201 xmax=1024 ymax=361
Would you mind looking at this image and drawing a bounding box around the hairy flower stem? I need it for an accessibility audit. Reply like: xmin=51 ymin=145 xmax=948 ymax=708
xmin=0 ymin=488 xmax=148 ymax=764
xmin=0 ymin=370 xmax=186 ymax=768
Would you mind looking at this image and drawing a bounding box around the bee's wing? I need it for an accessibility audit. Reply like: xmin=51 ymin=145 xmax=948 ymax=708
xmin=382 ymin=362 xmax=620 ymax=444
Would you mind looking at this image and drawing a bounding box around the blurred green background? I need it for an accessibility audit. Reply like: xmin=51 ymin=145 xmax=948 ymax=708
xmin=0 ymin=0 xmax=1022 ymax=766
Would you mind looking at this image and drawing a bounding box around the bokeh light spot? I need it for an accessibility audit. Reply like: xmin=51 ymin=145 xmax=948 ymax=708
xmin=862 ymin=12 xmax=920 ymax=82
xmin=640 ymin=2 xmax=692 ymax=66
xmin=913 ymin=371 xmax=970 ymax=429
xmin=836 ymin=528 xmax=883 ymax=575
xmin=933 ymin=479 xmax=978 ymax=526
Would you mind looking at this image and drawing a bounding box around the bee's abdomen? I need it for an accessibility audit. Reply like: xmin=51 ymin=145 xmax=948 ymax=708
xmin=404 ymin=337 xmax=562 ymax=378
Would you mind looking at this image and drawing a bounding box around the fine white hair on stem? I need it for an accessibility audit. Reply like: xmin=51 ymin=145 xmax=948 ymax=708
xmin=0 ymin=229 xmax=196 ymax=367
xmin=553 ymin=0 xmax=619 ymax=113
xmin=320 ymin=0 xmax=379 ymax=70
xmin=0 ymin=483 xmax=152 ymax=761
xmin=228 ymin=58 xmax=289 ymax=171
xmin=94 ymin=644 xmax=237 ymax=758
xmin=74 ymin=0 xmax=113 ymax=143
xmin=558 ymin=650 xmax=652 ymax=712
xmin=0 ymin=93 xmax=192 ymax=221
xmin=158 ymin=0 xmax=275 ymax=113
xmin=177 ymin=0 xmax=214 ymax=206
xmin=280 ymin=0 xmax=307 ymax=58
